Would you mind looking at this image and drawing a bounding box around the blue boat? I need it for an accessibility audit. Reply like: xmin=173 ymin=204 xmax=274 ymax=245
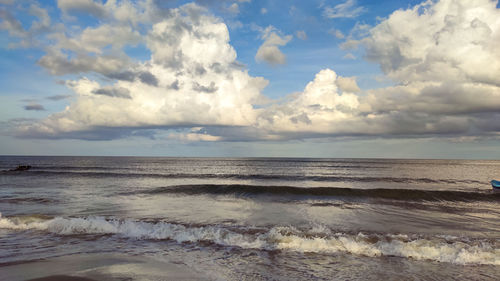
xmin=491 ymin=180 xmax=500 ymax=189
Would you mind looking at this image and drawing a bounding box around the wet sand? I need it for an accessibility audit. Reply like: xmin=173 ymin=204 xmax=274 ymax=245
xmin=0 ymin=253 xmax=207 ymax=281
xmin=26 ymin=276 xmax=97 ymax=281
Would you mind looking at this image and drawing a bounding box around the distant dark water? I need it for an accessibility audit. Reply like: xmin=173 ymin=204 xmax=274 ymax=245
xmin=1 ymin=156 xmax=500 ymax=280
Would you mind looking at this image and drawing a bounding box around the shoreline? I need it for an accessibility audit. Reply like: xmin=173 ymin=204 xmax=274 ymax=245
xmin=0 ymin=253 xmax=207 ymax=281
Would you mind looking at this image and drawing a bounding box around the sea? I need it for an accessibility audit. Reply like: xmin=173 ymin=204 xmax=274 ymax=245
xmin=0 ymin=156 xmax=499 ymax=280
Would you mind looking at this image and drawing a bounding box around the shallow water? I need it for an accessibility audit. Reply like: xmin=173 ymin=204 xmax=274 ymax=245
xmin=0 ymin=156 xmax=499 ymax=280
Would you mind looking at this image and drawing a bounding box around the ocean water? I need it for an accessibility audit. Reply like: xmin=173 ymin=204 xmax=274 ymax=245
xmin=0 ymin=156 xmax=499 ymax=280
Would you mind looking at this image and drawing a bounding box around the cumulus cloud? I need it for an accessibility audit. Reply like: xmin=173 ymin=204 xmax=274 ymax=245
xmin=254 ymin=69 xmax=363 ymax=139
xmin=361 ymin=0 xmax=500 ymax=117
xmin=323 ymin=0 xmax=365 ymax=19
xmin=255 ymin=26 xmax=292 ymax=65
xmin=246 ymin=0 xmax=500 ymax=140
xmin=17 ymin=3 xmax=268 ymax=139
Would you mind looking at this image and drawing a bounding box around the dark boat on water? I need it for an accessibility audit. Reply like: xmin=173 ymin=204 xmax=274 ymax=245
xmin=10 ymin=165 xmax=31 ymax=171
xmin=491 ymin=180 xmax=500 ymax=189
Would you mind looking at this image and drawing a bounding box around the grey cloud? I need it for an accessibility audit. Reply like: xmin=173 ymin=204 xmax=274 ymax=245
xmin=138 ymin=71 xmax=159 ymax=86
xmin=38 ymin=51 xmax=130 ymax=76
xmin=16 ymin=126 xmax=154 ymax=141
xmin=256 ymin=45 xmax=287 ymax=65
xmin=92 ymin=86 xmax=131 ymax=99
xmin=290 ymin=113 xmax=311 ymax=125
xmin=255 ymin=27 xmax=292 ymax=65
xmin=105 ymin=71 xmax=159 ymax=86
xmin=194 ymin=65 xmax=206 ymax=75
xmin=57 ymin=0 xmax=107 ymax=19
xmin=46 ymin=95 xmax=71 ymax=101
xmin=210 ymin=62 xmax=224 ymax=73
xmin=24 ymin=104 xmax=46 ymax=111
xmin=192 ymin=82 xmax=217 ymax=93
xmin=106 ymin=71 xmax=137 ymax=82
xmin=336 ymin=76 xmax=360 ymax=92
xmin=169 ymin=80 xmax=180 ymax=90
xmin=0 ymin=9 xmax=26 ymax=38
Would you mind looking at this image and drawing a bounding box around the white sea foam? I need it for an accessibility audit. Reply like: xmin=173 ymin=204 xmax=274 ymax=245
xmin=1 ymin=213 xmax=499 ymax=265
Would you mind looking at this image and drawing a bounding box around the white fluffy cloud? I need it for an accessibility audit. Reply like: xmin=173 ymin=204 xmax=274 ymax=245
xmin=255 ymin=69 xmax=362 ymax=138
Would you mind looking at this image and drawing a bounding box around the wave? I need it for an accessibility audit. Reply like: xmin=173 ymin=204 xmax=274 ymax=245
xmin=0 ymin=197 xmax=58 ymax=204
xmin=1 ymin=214 xmax=498 ymax=265
xmin=144 ymin=184 xmax=500 ymax=202
xmin=0 ymin=169 xmax=483 ymax=185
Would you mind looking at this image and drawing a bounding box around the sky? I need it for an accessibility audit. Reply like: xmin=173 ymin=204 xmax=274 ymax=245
xmin=0 ymin=0 xmax=499 ymax=158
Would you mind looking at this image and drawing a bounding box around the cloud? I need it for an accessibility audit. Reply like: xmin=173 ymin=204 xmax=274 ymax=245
xmin=254 ymin=69 xmax=363 ymax=139
xmin=342 ymin=53 xmax=356 ymax=60
xmin=336 ymin=76 xmax=360 ymax=92
xmin=328 ymin=29 xmax=344 ymax=39
xmin=57 ymin=0 xmax=107 ymax=18
xmin=0 ymin=9 xmax=26 ymax=38
xmin=260 ymin=8 xmax=267 ymax=14
xmin=168 ymin=128 xmax=222 ymax=142
xmin=226 ymin=3 xmax=239 ymax=14
xmin=255 ymin=26 xmax=292 ymax=65
xmin=38 ymin=50 xmax=132 ymax=76
xmin=38 ymin=23 xmax=141 ymax=76
xmin=138 ymin=71 xmax=159 ymax=87
xmin=17 ymin=3 xmax=268 ymax=139
xmin=0 ymin=3 xmax=53 ymax=48
xmin=46 ymin=95 xmax=71 ymax=101
xmin=9 ymin=0 xmax=500 ymax=143
xmin=24 ymin=103 xmax=46 ymax=111
xmin=296 ymin=30 xmax=307 ymax=40
xmin=192 ymin=81 xmax=218 ymax=93
xmin=361 ymin=0 xmax=500 ymax=116
xmin=229 ymin=0 xmax=500 ymax=140
xmin=92 ymin=86 xmax=132 ymax=99
xmin=323 ymin=0 xmax=365 ymax=19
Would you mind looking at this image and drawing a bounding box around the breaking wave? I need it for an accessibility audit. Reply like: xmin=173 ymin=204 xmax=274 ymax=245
xmin=1 ymin=213 xmax=498 ymax=265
